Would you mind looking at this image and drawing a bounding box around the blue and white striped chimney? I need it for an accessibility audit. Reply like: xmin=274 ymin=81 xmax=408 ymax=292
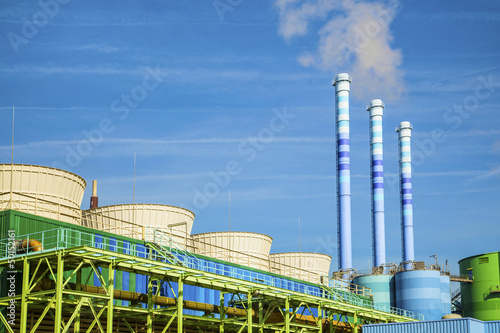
xmin=367 ymin=99 xmax=386 ymax=268
xmin=333 ymin=73 xmax=352 ymax=271
xmin=396 ymin=121 xmax=414 ymax=268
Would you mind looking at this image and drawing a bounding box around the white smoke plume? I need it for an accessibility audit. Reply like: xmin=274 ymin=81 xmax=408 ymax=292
xmin=275 ymin=0 xmax=404 ymax=101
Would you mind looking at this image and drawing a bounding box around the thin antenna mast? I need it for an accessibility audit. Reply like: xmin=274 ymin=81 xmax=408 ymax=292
xmin=9 ymin=107 xmax=14 ymax=208
xmin=133 ymin=153 xmax=136 ymax=224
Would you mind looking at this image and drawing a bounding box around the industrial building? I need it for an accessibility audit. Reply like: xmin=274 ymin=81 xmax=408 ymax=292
xmin=0 ymin=74 xmax=498 ymax=332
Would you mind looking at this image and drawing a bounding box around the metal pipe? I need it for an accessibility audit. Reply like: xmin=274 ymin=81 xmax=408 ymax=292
xmin=396 ymin=121 xmax=414 ymax=269
xmin=367 ymin=99 xmax=386 ymax=268
xmin=333 ymin=73 xmax=352 ymax=271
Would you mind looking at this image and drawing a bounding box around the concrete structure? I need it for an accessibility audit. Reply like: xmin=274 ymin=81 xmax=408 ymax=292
xmin=0 ymin=164 xmax=86 ymax=224
xmin=396 ymin=122 xmax=414 ymax=267
xmin=333 ymin=73 xmax=352 ymax=271
xmin=192 ymin=231 xmax=272 ymax=271
xmin=83 ymin=203 xmax=195 ymax=244
xmin=269 ymin=252 xmax=332 ymax=284
xmin=367 ymin=99 xmax=386 ymax=267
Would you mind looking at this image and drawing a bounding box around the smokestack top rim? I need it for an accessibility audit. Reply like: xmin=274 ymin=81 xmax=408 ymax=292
xmin=366 ymin=99 xmax=385 ymax=111
xmin=395 ymin=121 xmax=413 ymax=132
xmin=332 ymin=73 xmax=352 ymax=86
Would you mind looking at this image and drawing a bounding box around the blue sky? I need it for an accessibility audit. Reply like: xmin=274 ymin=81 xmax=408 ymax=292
xmin=0 ymin=0 xmax=499 ymax=275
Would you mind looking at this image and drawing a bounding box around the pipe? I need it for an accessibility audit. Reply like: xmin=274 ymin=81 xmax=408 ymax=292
xmin=333 ymin=73 xmax=352 ymax=271
xmin=367 ymin=99 xmax=386 ymax=268
xmin=34 ymin=279 xmax=354 ymax=329
xmin=90 ymin=180 xmax=98 ymax=209
xmin=16 ymin=239 xmax=43 ymax=253
xmin=396 ymin=121 xmax=414 ymax=269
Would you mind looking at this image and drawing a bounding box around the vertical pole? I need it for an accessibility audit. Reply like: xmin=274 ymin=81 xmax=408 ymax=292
xmin=333 ymin=73 xmax=352 ymax=271
xmin=20 ymin=257 xmax=29 ymax=333
xmin=317 ymin=303 xmax=323 ymax=333
xmin=177 ymin=277 xmax=183 ymax=333
xmin=353 ymin=312 xmax=359 ymax=333
xmin=9 ymin=107 xmax=14 ymax=208
xmin=367 ymin=99 xmax=386 ymax=268
xmin=219 ymin=292 xmax=225 ymax=333
xmin=75 ymin=269 xmax=81 ymax=333
xmin=147 ymin=278 xmax=153 ymax=333
xmin=258 ymin=299 xmax=264 ymax=333
xmin=396 ymin=122 xmax=414 ymax=269
xmin=54 ymin=252 xmax=64 ymax=333
xmin=247 ymin=291 xmax=252 ymax=332
xmin=107 ymin=261 xmax=115 ymax=333
xmin=285 ymin=297 xmax=290 ymax=333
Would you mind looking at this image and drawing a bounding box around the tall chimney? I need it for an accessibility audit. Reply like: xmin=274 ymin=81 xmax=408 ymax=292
xmin=396 ymin=122 xmax=414 ymax=268
xmin=367 ymin=99 xmax=386 ymax=268
xmin=90 ymin=180 xmax=98 ymax=209
xmin=333 ymin=73 xmax=352 ymax=271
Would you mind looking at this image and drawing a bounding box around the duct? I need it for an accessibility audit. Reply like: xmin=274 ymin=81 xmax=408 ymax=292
xmin=333 ymin=73 xmax=352 ymax=271
xmin=396 ymin=121 xmax=414 ymax=269
xmin=367 ymin=99 xmax=386 ymax=268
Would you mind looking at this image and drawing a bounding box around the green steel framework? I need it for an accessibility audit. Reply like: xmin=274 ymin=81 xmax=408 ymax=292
xmin=0 ymin=246 xmax=419 ymax=333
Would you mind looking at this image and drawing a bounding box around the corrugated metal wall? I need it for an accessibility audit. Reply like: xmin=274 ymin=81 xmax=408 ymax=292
xmin=363 ymin=318 xmax=489 ymax=333
xmin=485 ymin=321 xmax=500 ymax=333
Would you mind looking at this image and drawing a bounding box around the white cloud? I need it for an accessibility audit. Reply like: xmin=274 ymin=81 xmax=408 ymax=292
xmin=275 ymin=0 xmax=405 ymax=101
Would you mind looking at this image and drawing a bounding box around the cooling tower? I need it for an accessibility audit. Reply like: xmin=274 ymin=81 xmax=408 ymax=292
xmin=0 ymin=164 xmax=86 ymax=224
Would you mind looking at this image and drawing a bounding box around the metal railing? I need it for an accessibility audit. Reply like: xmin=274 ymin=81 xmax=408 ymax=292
xmin=0 ymin=227 xmax=425 ymax=320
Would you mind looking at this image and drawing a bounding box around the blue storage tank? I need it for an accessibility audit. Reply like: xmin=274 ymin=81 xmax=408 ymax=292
xmin=352 ymin=274 xmax=395 ymax=310
xmin=440 ymin=274 xmax=451 ymax=317
xmin=363 ymin=317 xmax=487 ymax=333
xmin=395 ymin=270 xmax=442 ymax=321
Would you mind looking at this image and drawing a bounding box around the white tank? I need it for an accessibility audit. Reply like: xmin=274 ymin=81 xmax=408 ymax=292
xmin=269 ymin=252 xmax=332 ymax=284
xmin=0 ymin=164 xmax=86 ymax=224
xmin=83 ymin=204 xmax=195 ymax=244
xmin=191 ymin=231 xmax=273 ymax=271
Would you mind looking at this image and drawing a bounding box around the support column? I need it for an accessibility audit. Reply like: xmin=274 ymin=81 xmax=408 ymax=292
xmin=247 ymin=291 xmax=252 ymax=332
xmin=54 ymin=252 xmax=64 ymax=333
xmin=20 ymin=258 xmax=29 ymax=333
xmin=177 ymin=277 xmax=184 ymax=333
xmin=107 ymin=261 xmax=115 ymax=333
xmin=219 ymin=292 xmax=225 ymax=333
xmin=285 ymin=297 xmax=290 ymax=333
xmin=147 ymin=277 xmax=153 ymax=333
xmin=75 ymin=269 xmax=81 ymax=333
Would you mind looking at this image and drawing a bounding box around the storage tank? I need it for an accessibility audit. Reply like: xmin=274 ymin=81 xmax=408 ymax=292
xmin=83 ymin=204 xmax=195 ymax=244
xmin=440 ymin=274 xmax=452 ymax=317
xmin=352 ymin=274 xmax=395 ymax=310
xmin=459 ymin=251 xmax=500 ymax=321
xmin=192 ymin=231 xmax=272 ymax=271
xmin=0 ymin=164 xmax=86 ymax=224
xmin=395 ymin=269 xmax=442 ymax=320
xmin=270 ymin=252 xmax=332 ymax=284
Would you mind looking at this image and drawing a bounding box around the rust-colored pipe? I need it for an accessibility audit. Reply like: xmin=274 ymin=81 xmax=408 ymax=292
xmin=35 ymin=279 xmax=354 ymax=331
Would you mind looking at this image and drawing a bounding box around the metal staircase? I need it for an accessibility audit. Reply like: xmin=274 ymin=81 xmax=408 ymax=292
xmin=144 ymin=227 xmax=199 ymax=268
xmin=451 ymin=287 xmax=462 ymax=313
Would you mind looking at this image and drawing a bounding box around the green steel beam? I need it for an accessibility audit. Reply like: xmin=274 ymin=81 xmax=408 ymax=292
xmin=2 ymin=246 xmax=420 ymax=333
xmin=107 ymin=261 xmax=115 ymax=333
xmin=54 ymin=252 xmax=64 ymax=333
xmin=20 ymin=257 xmax=29 ymax=333
xmin=177 ymin=276 xmax=184 ymax=333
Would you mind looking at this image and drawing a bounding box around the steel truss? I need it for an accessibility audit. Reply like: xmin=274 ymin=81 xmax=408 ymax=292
xmin=0 ymin=246 xmax=418 ymax=332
